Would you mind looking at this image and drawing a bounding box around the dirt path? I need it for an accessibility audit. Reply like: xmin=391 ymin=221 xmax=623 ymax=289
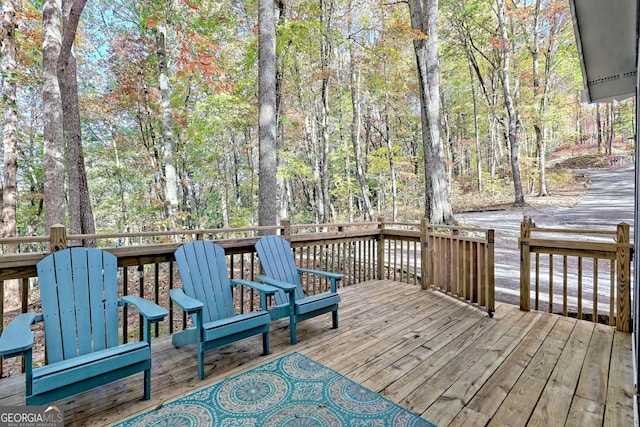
xmin=455 ymin=165 xmax=635 ymax=306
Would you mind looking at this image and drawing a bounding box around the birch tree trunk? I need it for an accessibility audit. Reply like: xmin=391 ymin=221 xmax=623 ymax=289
xmin=408 ymin=0 xmax=454 ymax=225
xmin=596 ymin=103 xmax=602 ymax=151
xmin=347 ymin=5 xmax=373 ymax=221
xmin=258 ymin=0 xmax=278 ymax=230
xmin=275 ymin=0 xmax=288 ymax=222
xmin=2 ymin=0 xmax=19 ymax=308
xmin=43 ymin=0 xmax=66 ymax=231
xmin=318 ymin=0 xmax=333 ymax=223
xmin=531 ymin=0 xmax=548 ymax=196
xmin=156 ymin=25 xmax=178 ymax=223
xmin=384 ymin=92 xmax=398 ymax=221
xmin=59 ymin=0 xmax=96 ymax=245
xmin=468 ymin=61 xmax=482 ymax=192
xmin=496 ymin=0 xmax=525 ymax=206
xmin=2 ymin=0 xmax=18 ymax=246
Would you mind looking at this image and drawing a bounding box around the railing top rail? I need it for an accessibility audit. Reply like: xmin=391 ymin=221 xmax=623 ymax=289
xmin=529 ymin=226 xmax=618 ymax=236
xmin=427 ymin=224 xmax=492 ymax=234
xmin=0 ymin=226 xmax=385 ymax=281
xmin=0 ymin=236 xmax=50 ymax=244
xmin=379 ymin=221 xmax=492 ymax=234
xmin=0 ymin=222 xmax=388 ymax=246
xmin=291 ymin=221 xmax=379 ymax=231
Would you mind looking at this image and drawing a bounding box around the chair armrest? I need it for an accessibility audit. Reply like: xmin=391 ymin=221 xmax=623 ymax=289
xmin=169 ymin=288 xmax=204 ymax=314
xmin=121 ymin=296 xmax=169 ymax=322
xmin=297 ymin=268 xmax=344 ymax=282
xmin=231 ymin=279 xmax=278 ymax=295
xmin=0 ymin=312 xmax=39 ymax=358
xmin=257 ymin=275 xmax=297 ymax=293
xmin=297 ymin=268 xmax=344 ymax=293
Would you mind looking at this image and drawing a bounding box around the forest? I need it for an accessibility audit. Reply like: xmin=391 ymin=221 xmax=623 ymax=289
xmin=0 ymin=0 xmax=635 ymax=243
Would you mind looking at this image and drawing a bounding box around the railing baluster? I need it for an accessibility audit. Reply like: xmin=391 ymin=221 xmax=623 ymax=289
xmin=122 ymin=267 xmax=128 ymax=343
xmin=138 ymin=264 xmax=144 ymax=341
xmin=577 ymin=257 xmax=583 ymax=320
xmin=593 ymin=258 xmax=599 ymax=323
xmin=535 ymin=253 xmax=540 ymax=311
xmin=549 ymin=254 xmax=554 ymax=313
xmin=563 ymin=256 xmax=568 ymax=317
xmin=610 ymin=260 xmax=615 ymax=326
xmin=154 ymin=263 xmax=160 ymax=337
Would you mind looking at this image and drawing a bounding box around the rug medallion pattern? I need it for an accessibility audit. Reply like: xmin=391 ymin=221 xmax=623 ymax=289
xmin=115 ymin=352 xmax=436 ymax=426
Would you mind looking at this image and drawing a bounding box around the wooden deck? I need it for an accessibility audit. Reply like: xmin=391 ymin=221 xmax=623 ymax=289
xmin=0 ymin=280 xmax=634 ymax=426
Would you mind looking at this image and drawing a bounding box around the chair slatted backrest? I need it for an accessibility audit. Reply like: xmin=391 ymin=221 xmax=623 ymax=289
xmin=174 ymin=241 xmax=236 ymax=323
xmin=36 ymin=248 xmax=120 ymax=364
xmin=255 ymin=236 xmax=306 ymax=304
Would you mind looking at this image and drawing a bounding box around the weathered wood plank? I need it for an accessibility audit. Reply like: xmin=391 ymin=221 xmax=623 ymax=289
xmin=575 ymin=322 xmax=614 ymax=404
xmin=488 ymin=316 xmax=577 ymax=426
xmin=421 ymin=308 xmax=529 ymax=425
xmin=604 ymin=331 xmax=635 ymax=427
xmin=566 ymin=395 xmax=604 ymax=427
xmin=384 ymin=313 xmax=502 ymax=410
xmin=465 ymin=312 xmax=559 ymax=419
xmin=527 ymin=319 xmax=594 ymax=426
xmin=448 ymin=407 xmax=491 ymax=427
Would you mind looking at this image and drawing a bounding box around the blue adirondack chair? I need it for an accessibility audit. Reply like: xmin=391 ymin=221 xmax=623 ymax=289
xmin=0 ymin=248 xmax=168 ymax=405
xmin=172 ymin=241 xmax=275 ymax=379
xmin=255 ymin=236 xmax=343 ymax=344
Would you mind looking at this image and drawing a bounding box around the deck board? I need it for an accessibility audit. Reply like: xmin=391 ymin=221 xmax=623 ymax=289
xmin=0 ymin=280 xmax=633 ymax=426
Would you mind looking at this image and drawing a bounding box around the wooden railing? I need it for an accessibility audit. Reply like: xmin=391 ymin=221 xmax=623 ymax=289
xmin=424 ymin=222 xmax=496 ymax=317
xmin=519 ymin=217 xmax=633 ymax=332
xmin=0 ymin=219 xmax=495 ymax=376
xmin=378 ymin=219 xmax=495 ymax=316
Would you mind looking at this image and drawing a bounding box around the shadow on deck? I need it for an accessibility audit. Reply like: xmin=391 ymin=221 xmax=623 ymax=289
xmin=0 ymin=279 xmax=633 ymax=426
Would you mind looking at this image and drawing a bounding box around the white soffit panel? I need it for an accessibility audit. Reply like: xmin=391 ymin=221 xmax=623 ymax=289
xmin=570 ymin=0 xmax=637 ymax=103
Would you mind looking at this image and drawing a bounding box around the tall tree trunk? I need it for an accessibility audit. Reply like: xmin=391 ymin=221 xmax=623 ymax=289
xmin=110 ymin=126 xmax=128 ymax=231
xmin=59 ymin=0 xmax=96 ymax=246
xmin=575 ymin=92 xmax=583 ymax=144
xmin=2 ymin=0 xmax=18 ymax=245
xmin=596 ymin=103 xmax=602 ymax=151
xmin=384 ymin=93 xmax=398 ymax=221
xmin=496 ymin=0 xmax=525 ymax=206
xmin=275 ymin=0 xmax=288 ymax=221
xmin=606 ymin=103 xmax=613 ymax=155
xmin=468 ymin=61 xmax=482 ymax=192
xmin=258 ymin=0 xmax=278 ymax=231
xmin=2 ymin=0 xmax=19 ymax=309
xmin=43 ymin=0 xmax=66 ymax=233
xmin=531 ymin=0 xmax=548 ymax=196
xmin=318 ymin=0 xmax=333 ymax=224
xmin=156 ymin=25 xmax=178 ymax=223
xmin=408 ymin=0 xmax=454 ymax=225
xmin=347 ymin=5 xmax=373 ymax=221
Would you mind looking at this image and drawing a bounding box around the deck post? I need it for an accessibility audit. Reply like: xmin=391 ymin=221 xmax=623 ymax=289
xmin=49 ymin=224 xmax=67 ymax=252
xmin=280 ymin=219 xmax=291 ymax=236
xmin=420 ymin=218 xmax=429 ymax=289
xmin=520 ymin=218 xmax=532 ymax=311
xmin=486 ymin=229 xmax=495 ymax=315
xmin=616 ymin=222 xmax=631 ymax=332
xmin=377 ymin=218 xmax=385 ymax=280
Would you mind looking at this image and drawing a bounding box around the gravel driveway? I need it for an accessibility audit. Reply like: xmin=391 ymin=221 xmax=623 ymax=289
xmin=455 ymin=165 xmax=635 ymax=307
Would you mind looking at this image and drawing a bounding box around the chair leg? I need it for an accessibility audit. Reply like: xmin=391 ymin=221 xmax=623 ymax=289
xmin=290 ymin=316 xmax=297 ymax=345
xmin=332 ymin=310 xmax=339 ymax=329
xmin=197 ymin=343 xmax=205 ymax=380
xmin=263 ymin=331 xmax=270 ymax=355
xmin=144 ymin=369 xmax=151 ymax=400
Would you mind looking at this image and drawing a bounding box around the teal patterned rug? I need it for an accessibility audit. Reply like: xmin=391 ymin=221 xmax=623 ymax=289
xmin=114 ymin=352 xmax=436 ymax=426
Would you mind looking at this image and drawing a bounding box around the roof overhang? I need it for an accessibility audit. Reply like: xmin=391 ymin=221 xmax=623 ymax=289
xmin=570 ymin=0 xmax=638 ymax=103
